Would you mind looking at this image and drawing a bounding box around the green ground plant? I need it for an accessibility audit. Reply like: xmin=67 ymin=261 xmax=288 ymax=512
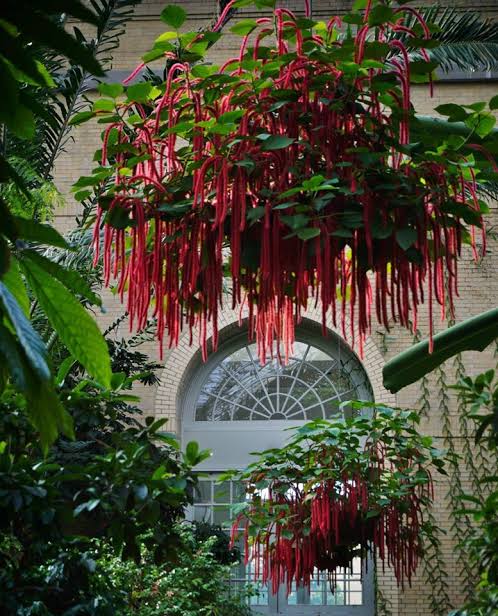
xmin=0 ymin=334 xmax=230 ymax=614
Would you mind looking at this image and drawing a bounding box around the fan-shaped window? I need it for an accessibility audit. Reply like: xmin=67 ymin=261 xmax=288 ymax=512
xmin=181 ymin=324 xmax=373 ymax=470
xmin=194 ymin=340 xmax=370 ymax=423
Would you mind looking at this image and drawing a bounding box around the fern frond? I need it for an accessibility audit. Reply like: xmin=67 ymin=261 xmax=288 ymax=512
xmin=397 ymin=6 xmax=498 ymax=73
xmin=0 ymin=157 xmax=64 ymax=221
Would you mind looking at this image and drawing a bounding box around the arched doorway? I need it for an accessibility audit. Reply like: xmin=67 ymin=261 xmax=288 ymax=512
xmin=181 ymin=323 xmax=375 ymax=615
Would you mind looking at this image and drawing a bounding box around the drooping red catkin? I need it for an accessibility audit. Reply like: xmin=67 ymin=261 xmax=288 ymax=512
xmin=230 ymin=449 xmax=432 ymax=595
xmin=92 ymin=0 xmax=484 ymax=364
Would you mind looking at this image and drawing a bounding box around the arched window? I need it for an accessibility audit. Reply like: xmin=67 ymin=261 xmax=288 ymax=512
xmin=194 ymin=340 xmax=363 ymax=422
xmin=181 ymin=323 xmax=374 ymax=615
xmin=182 ymin=323 xmax=373 ymax=469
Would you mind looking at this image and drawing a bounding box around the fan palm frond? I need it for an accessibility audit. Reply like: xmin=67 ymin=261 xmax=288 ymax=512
xmin=44 ymin=227 xmax=96 ymax=271
xmin=37 ymin=0 xmax=142 ymax=181
xmin=399 ymin=6 xmax=498 ymax=74
xmin=476 ymin=181 xmax=498 ymax=202
xmin=0 ymin=157 xmax=64 ymax=221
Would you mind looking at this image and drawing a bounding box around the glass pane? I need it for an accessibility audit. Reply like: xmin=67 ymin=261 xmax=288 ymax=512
xmin=193 ymin=505 xmax=211 ymax=523
xmin=305 ymin=404 xmax=323 ymax=419
xmin=193 ymin=477 xmax=270 ymax=607
xmin=214 ymin=481 xmax=231 ymax=503
xmin=195 ymin=401 xmax=213 ymax=421
xmin=287 ymin=568 xmax=364 ymax=606
xmin=233 ymin=407 xmax=251 ymax=420
xmin=212 ymin=398 xmax=232 ymax=421
xmin=232 ymin=481 xmax=246 ymax=504
xmin=196 ymin=480 xmax=212 ymax=502
xmin=327 ymin=585 xmax=346 ymax=605
xmin=350 ymin=592 xmax=363 ymax=605
xmin=213 ymin=505 xmax=231 ymax=525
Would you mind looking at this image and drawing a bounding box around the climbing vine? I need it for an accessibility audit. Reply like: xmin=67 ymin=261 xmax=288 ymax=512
xmin=421 ymin=506 xmax=452 ymax=615
xmin=375 ymin=570 xmax=394 ymax=616
xmin=449 ymin=352 xmax=480 ymax=602
xmin=437 ymin=298 xmax=496 ymax=606
xmin=414 ymin=328 xmax=431 ymax=419
xmin=408 ymin=327 xmax=451 ymax=614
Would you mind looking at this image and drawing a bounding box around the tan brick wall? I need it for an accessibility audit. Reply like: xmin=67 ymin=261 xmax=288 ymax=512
xmin=55 ymin=1 xmax=498 ymax=612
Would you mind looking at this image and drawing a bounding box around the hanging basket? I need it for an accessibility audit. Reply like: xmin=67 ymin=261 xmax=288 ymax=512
xmin=77 ymin=0 xmax=485 ymax=360
xmin=225 ymin=405 xmax=445 ymax=594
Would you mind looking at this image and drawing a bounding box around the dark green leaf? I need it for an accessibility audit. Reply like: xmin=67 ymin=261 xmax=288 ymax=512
xmin=56 ymin=355 xmax=76 ymax=387
xmin=143 ymin=47 xmax=169 ymax=63
xmin=0 ymin=236 xmax=10 ymax=277
xmin=296 ymin=227 xmax=321 ymax=241
xmin=2 ymin=257 xmax=29 ymax=316
xmin=247 ymin=206 xmax=265 ymax=222
xmin=14 ymin=218 xmax=70 ymax=249
xmin=260 ymin=135 xmax=295 ymax=151
xmin=465 ymin=113 xmax=496 ymax=139
xmin=21 ymin=250 xmax=101 ymax=306
xmin=126 ymin=82 xmax=153 ymax=103
xmin=395 ymin=228 xmax=417 ymax=250
xmin=69 ymin=111 xmax=96 ymax=126
xmin=106 ymin=206 xmax=134 ymax=229
xmin=0 ymin=322 xmax=29 ymax=391
xmin=0 ymin=281 xmax=50 ymax=382
xmin=98 ymin=83 xmax=124 ymax=98
xmin=93 ymin=99 xmax=115 ymax=113
xmin=368 ymin=5 xmax=395 ymax=27
xmin=234 ymin=158 xmax=255 ymax=171
xmin=363 ymin=41 xmax=390 ymax=60
xmin=434 ymin=104 xmax=467 ymax=122
xmin=160 ymin=5 xmax=187 ymax=29
xmin=409 ymin=60 xmax=439 ymax=75
xmin=8 ymin=104 xmax=35 ymax=139
xmin=0 ymin=197 xmax=21 ymax=238
xmin=230 ymin=19 xmax=258 ymax=36
xmin=20 ymin=258 xmax=111 ymax=388
xmin=218 ymin=110 xmax=245 ymax=124
xmin=28 ymin=383 xmax=74 ymax=453
xmin=185 ymin=441 xmax=199 ymax=464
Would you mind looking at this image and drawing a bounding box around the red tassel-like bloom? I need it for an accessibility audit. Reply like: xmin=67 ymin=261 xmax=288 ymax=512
xmin=229 ymin=413 xmax=438 ymax=595
xmin=90 ymin=1 xmax=483 ymax=360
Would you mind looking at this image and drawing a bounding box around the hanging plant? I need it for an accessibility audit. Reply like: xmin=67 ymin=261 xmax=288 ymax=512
xmin=223 ymin=405 xmax=446 ymax=594
xmin=73 ymin=0 xmax=488 ymax=360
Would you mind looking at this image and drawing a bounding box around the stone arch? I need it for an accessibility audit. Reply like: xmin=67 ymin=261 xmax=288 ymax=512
xmin=154 ymin=304 xmax=395 ymax=434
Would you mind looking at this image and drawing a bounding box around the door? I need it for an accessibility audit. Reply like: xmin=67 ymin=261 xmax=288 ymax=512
xmin=182 ymin=325 xmax=375 ymax=614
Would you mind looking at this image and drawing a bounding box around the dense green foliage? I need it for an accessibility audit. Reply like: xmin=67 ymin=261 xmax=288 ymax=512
xmin=0 ymin=0 xmax=132 ymax=451
xmin=124 ymin=525 xmax=253 ymax=616
xmin=0 ymin=333 xmax=257 ymax=614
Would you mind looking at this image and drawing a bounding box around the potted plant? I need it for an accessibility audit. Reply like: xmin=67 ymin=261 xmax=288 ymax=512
xmin=224 ymin=404 xmax=446 ymax=594
xmin=74 ymin=0 xmax=489 ymax=360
